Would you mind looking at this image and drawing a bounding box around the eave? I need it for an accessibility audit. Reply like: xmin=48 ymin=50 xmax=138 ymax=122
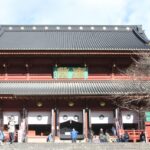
xmin=0 ymin=49 xmax=150 ymax=56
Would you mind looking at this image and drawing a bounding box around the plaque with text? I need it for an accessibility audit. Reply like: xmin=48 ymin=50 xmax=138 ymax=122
xmin=53 ymin=67 xmax=88 ymax=79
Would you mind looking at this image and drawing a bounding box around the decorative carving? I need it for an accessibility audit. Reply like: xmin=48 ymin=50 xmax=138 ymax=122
xmin=126 ymin=114 xmax=131 ymax=120
xmin=74 ymin=115 xmax=79 ymax=121
xmin=99 ymin=114 xmax=105 ymax=120
xmin=63 ymin=115 xmax=68 ymax=121
xmin=37 ymin=115 xmax=42 ymax=121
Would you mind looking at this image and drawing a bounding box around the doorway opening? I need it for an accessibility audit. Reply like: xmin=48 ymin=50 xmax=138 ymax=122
xmin=60 ymin=120 xmax=83 ymax=139
xmin=91 ymin=124 xmax=113 ymax=135
xmin=28 ymin=125 xmax=51 ymax=136
xmin=123 ymin=123 xmax=138 ymax=130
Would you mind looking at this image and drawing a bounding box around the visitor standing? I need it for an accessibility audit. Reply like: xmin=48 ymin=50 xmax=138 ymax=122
xmin=0 ymin=128 xmax=4 ymax=145
xmin=111 ymin=126 xmax=117 ymax=136
xmin=99 ymin=128 xmax=106 ymax=142
xmin=87 ymin=128 xmax=94 ymax=143
xmin=8 ymin=116 xmax=16 ymax=144
xmin=71 ymin=128 xmax=78 ymax=143
xmin=47 ymin=132 xmax=53 ymax=142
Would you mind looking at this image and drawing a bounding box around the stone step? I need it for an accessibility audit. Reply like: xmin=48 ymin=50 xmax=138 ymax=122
xmin=0 ymin=143 xmax=150 ymax=150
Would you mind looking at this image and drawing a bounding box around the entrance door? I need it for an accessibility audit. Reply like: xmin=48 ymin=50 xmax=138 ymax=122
xmin=59 ymin=111 xmax=83 ymax=140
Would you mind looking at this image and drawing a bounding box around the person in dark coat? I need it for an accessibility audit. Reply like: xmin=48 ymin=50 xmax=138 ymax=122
xmin=140 ymin=131 xmax=146 ymax=142
xmin=123 ymin=131 xmax=129 ymax=142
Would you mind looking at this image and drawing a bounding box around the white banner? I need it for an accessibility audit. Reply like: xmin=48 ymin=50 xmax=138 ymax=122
xmin=28 ymin=111 xmax=51 ymax=125
xmin=91 ymin=111 xmax=114 ymax=124
xmin=122 ymin=111 xmax=138 ymax=124
xmin=3 ymin=111 xmax=20 ymax=125
xmin=59 ymin=111 xmax=83 ymax=123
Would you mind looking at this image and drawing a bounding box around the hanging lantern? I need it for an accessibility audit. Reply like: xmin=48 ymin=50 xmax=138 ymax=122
xmin=68 ymin=101 xmax=74 ymax=107
xmin=36 ymin=101 xmax=43 ymax=107
xmin=99 ymin=101 xmax=106 ymax=107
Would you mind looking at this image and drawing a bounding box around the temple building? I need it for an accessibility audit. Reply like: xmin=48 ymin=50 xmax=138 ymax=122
xmin=0 ymin=25 xmax=150 ymax=142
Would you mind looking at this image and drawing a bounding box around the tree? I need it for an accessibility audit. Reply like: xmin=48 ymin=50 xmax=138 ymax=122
xmin=111 ymin=52 xmax=150 ymax=129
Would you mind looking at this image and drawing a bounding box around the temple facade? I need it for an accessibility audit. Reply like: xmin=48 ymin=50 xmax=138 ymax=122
xmin=0 ymin=25 xmax=150 ymax=142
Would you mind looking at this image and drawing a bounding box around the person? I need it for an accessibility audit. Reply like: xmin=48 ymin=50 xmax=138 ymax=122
xmin=87 ymin=128 xmax=94 ymax=143
xmin=99 ymin=128 xmax=106 ymax=142
xmin=140 ymin=131 xmax=146 ymax=142
xmin=123 ymin=131 xmax=129 ymax=142
xmin=47 ymin=132 xmax=53 ymax=142
xmin=111 ymin=126 xmax=117 ymax=136
xmin=0 ymin=128 xmax=4 ymax=145
xmin=71 ymin=128 xmax=78 ymax=143
xmin=105 ymin=131 xmax=111 ymax=142
xmin=8 ymin=116 xmax=16 ymax=144
xmin=117 ymin=133 xmax=124 ymax=142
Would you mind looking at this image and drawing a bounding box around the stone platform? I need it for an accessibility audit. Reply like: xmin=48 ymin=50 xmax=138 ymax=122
xmin=0 ymin=143 xmax=150 ymax=150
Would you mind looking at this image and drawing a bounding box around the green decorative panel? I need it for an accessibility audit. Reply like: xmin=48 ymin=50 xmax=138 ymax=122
xmin=53 ymin=67 xmax=88 ymax=79
xmin=145 ymin=112 xmax=150 ymax=122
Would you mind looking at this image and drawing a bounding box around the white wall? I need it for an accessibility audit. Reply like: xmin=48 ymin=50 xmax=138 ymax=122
xmin=122 ymin=111 xmax=138 ymax=124
xmin=28 ymin=111 xmax=51 ymax=125
xmin=3 ymin=111 xmax=20 ymax=125
xmin=91 ymin=111 xmax=114 ymax=124
xmin=59 ymin=111 xmax=83 ymax=123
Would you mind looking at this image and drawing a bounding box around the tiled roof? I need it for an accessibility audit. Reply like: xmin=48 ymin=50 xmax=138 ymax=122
xmin=0 ymin=25 xmax=150 ymax=51
xmin=0 ymin=80 xmax=149 ymax=96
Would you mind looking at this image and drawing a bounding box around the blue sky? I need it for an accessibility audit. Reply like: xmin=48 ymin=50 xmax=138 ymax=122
xmin=0 ymin=0 xmax=150 ymax=38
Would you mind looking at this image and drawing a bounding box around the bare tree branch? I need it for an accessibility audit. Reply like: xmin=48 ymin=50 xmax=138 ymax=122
xmin=112 ymin=52 xmax=150 ymax=112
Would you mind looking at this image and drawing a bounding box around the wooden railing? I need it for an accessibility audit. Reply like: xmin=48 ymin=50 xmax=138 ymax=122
xmin=119 ymin=129 xmax=144 ymax=142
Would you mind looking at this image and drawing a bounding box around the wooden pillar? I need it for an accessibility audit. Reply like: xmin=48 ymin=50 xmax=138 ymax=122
xmin=18 ymin=108 xmax=28 ymax=142
xmin=83 ymin=109 xmax=88 ymax=140
xmin=88 ymin=109 xmax=91 ymax=129
xmin=24 ymin=108 xmax=28 ymax=142
xmin=25 ymin=64 xmax=29 ymax=80
xmin=138 ymin=111 xmax=144 ymax=129
xmin=0 ymin=108 xmax=3 ymax=128
xmin=51 ymin=109 xmax=56 ymax=140
xmin=56 ymin=109 xmax=60 ymax=137
xmin=3 ymin=64 xmax=7 ymax=80
xmin=112 ymin=64 xmax=116 ymax=80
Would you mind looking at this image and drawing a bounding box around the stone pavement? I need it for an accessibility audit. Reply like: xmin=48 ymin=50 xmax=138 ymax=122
xmin=0 ymin=143 xmax=150 ymax=150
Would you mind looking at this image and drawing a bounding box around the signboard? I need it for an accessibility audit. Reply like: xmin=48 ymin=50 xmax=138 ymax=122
xmin=145 ymin=112 xmax=150 ymax=122
xmin=53 ymin=67 xmax=88 ymax=79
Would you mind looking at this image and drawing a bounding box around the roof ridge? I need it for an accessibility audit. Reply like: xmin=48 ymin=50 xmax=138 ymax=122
xmin=0 ymin=25 xmax=139 ymax=32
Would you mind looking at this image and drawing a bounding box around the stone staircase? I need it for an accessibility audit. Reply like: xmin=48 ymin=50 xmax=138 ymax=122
xmin=0 ymin=143 xmax=150 ymax=150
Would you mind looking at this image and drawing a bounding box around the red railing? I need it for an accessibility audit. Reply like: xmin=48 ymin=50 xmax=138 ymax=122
xmin=119 ymin=129 xmax=144 ymax=142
